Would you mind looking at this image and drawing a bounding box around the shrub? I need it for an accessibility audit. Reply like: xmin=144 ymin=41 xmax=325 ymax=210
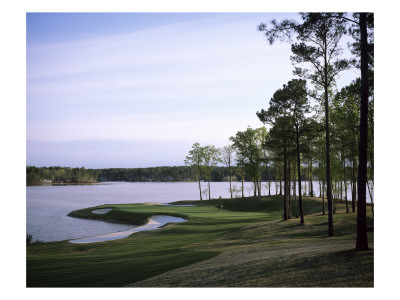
xmin=27 ymin=234 xmax=33 ymax=245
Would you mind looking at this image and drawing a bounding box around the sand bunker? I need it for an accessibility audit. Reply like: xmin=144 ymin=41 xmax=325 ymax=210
xmin=69 ymin=215 xmax=186 ymax=244
xmin=162 ymin=204 xmax=196 ymax=207
xmin=91 ymin=208 xmax=113 ymax=214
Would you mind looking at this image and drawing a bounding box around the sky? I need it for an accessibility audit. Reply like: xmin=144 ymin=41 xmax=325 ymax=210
xmin=26 ymin=12 xmax=359 ymax=168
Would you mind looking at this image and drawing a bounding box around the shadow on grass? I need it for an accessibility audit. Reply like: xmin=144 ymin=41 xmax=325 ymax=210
xmin=281 ymin=248 xmax=374 ymax=287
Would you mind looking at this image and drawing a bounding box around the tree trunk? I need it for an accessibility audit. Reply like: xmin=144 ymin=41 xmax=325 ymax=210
xmin=344 ymin=156 xmax=349 ymax=213
xmin=294 ymin=164 xmax=298 ymax=218
xmin=229 ymin=165 xmax=233 ymax=199
xmin=208 ymin=179 xmax=211 ymax=200
xmin=356 ymin=13 xmax=369 ymax=251
xmin=241 ymin=169 xmax=244 ymax=198
xmin=319 ymin=180 xmax=322 ymax=198
xmin=322 ymin=33 xmax=334 ymax=236
xmin=351 ymin=167 xmax=353 ymax=205
xmin=279 ymin=166 xmax=283 ymax=195
xmin=296 ymin=124 xmax=304 ymax=224
xmin=322 ymin=180 xmax=325 ymax=215
xmin=309 ymin=161 xmax=314 ymax=197
xmin=340 ymin=178 xmax=343 ymax=203
xmin=304 ymin=173 xmax=307 ymax=196
xmin=333 ymin=181 xmax=337 ymax=214
xmin=318 ymin=160 xmax=322 ymax=198
xmin=295 ymin=178 xmax=298 ymax=218
xmin=352 ymin=159 xmax=356 ymax=212
xmin=283 ymin=145 xmax=288 ymax=220
xmin=198 ymin=179 xmax=203 ymax=200
xmin=324 ymin=105 xmax=334 ymax=235
xmin=367 ymin=178 xmax=374 ymax=218
xmin=268 ymin=178 xmax=271 ymax=196
xmin=288 ymin=161 xmax=292 ymax=219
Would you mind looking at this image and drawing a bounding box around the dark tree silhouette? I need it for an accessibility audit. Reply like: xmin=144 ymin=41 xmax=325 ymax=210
xmin=258 ymin=79 xmax=310 ymax=224
xmin=230 ymin=127 xmax=267 ymax=197
xmin=356 ymin=13 xmax=369 ymax=251
xmin=185 ymin=143 xmax=205 ymax=200
xmin=222 ymin=145 xmax=235 ymax=198
xmin=259 ymin=13 xmax=351 ymax=236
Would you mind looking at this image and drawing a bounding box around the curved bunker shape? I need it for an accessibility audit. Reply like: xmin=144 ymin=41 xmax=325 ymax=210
xmin=162 ymin=204 xmax=196 ymax=207
xmin=91 ymin=208 xmax=113 ymax=214
xmin=69 ymin=215 xmax=186 ymax=244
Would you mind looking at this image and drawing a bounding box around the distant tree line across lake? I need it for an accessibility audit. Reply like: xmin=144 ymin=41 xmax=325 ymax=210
xmin=26 ymin=165 xmax=327 ymax=185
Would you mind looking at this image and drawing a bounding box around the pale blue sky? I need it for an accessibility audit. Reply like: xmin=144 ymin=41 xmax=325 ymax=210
xmin=26 ymin=12 xmax=358 ymax=168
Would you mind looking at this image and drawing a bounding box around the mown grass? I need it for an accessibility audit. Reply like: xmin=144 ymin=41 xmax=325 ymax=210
xmin=26 ymin=196 xmax=373 ymax=287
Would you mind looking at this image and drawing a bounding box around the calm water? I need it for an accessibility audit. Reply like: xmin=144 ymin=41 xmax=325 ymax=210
xmin=27 ymin=181 xmax=373 ymax=242
xmin=27 ymin=181 xmax=247 ymax=242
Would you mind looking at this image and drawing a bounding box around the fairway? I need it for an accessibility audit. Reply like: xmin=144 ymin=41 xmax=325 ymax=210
xmin=26 ymin=196 xmax=373 ymax=287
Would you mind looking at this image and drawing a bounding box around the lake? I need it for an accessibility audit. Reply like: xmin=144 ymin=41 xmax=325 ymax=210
xmin=26 ymin=181 xmax=373 ymax=242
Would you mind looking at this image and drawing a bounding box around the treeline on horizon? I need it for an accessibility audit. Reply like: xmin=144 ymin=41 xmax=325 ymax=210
xmin=26 ymin=165 xmax=318 ymax=185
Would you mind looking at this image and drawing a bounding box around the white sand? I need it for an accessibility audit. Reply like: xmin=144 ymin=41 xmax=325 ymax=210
xmin=162 ymin=204 xmax=196 ymax=207
xmin=69 ymin=215 xmax=186 ymax=244
xmin=91 ymin=208 xmax=113 ymax=214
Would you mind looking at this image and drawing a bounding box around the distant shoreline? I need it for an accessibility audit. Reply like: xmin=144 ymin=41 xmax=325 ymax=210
xmin=27 ymin=182 xmax=100 ymax=186
xmin=26 ymin=180 xmax=214 ymax=186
